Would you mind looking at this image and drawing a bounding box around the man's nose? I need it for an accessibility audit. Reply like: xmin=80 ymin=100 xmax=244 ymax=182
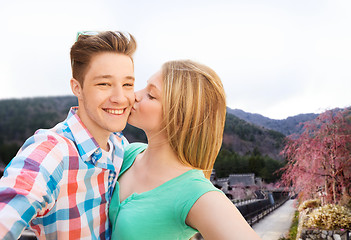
xmin=110 ymin=86 xmax=126 ymax=103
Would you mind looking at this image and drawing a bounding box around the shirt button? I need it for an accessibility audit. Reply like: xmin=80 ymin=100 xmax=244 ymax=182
xmin=95 ymin=149 xmax=100 ymax=154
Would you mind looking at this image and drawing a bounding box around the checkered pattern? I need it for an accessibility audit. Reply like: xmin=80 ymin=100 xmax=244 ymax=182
xmin=0 ymin=107 xmax=127 ymax=240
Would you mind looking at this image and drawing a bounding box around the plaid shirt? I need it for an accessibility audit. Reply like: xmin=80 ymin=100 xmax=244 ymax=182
xmin=0 ymin=107 xmax=127 ymax=239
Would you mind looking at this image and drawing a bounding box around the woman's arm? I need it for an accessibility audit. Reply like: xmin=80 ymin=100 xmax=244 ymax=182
xmin=186 ymin=191 xmax=262 ymax=240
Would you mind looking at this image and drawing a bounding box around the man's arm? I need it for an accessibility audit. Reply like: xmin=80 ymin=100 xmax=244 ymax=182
xmin=0 ymin=134 xmax=63 ymax=239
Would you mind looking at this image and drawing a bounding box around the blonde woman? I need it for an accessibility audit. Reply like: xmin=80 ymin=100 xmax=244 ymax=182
xmin=109 ymin=60 xmax=261 ymax=240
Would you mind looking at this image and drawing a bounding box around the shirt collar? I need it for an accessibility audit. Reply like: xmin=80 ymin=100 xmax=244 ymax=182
xmin=65 ymin=107 xmax=101 ymax=162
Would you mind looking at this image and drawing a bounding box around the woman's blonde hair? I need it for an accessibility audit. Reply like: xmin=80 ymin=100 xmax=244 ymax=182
xmin=161 ymin=60 xmax=226 ymax=179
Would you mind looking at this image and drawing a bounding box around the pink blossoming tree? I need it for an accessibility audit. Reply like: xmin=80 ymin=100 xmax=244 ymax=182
xmin=280 ymin=108 xmax=351 ymax=204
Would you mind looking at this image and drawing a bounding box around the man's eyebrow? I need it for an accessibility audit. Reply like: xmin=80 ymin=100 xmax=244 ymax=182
xmin=92 ymin=75 xmax=112 ymax=80
xmin=92 ymin=75 xmax=135 ymax=81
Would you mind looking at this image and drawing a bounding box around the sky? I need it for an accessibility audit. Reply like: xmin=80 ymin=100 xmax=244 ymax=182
xmin=1 ymin=0 xmax=350 ymax=119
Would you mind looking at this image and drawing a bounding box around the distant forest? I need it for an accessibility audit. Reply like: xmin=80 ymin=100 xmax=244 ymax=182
xmin=0 ymin=96 xmax=287 ymax=182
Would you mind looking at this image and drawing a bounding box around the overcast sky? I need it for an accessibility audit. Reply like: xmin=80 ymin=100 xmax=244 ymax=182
xmin=1 ymin=0 xmax=350 ymax=119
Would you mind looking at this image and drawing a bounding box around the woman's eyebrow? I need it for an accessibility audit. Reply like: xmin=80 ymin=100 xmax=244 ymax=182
xmin=148 ymin=83 xmax=161 ymax=92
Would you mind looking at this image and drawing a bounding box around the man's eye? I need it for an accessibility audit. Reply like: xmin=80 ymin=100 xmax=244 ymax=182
xmin=124 ymin=83 xmax=134 ymax=87
xmin=97 ymin=83 xmax=109 ymax=86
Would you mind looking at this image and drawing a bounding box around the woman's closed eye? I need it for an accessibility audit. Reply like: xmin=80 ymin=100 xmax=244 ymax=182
xmin=147 ymin=93 xmax=156 ymax=100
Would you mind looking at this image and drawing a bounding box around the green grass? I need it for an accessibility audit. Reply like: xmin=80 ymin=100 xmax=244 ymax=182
xmin=278 ymin=210 xmax=299 ymax=240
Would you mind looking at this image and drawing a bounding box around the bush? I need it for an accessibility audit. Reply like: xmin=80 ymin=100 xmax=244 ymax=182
xmin=298 ymin=199 xmax=321 ymax=212
xmin=304 ymin=204 xmax=351 ymax=230
xmin=340 ymin=194 xmax=351 ymax=209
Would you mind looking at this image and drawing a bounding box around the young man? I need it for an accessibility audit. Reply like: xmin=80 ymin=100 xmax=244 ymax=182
xmin=0 ymin=31 xmax=137 ymax=239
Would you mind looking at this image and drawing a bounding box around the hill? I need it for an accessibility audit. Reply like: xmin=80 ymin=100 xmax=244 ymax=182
xmin=0 ymin=96 xmax=146 ymax=166
xmin=0 ymin=96 xmax=286 ymax=181
xmin=222 ymin=113 xmax=285 ymax=159
xmin=227 ymin=108 xmax=319 ymax=136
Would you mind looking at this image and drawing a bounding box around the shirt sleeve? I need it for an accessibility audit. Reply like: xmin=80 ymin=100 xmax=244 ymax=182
xmin=175 ymin=176 xmax=223 ymax=230
xmin=0 ymin=132 xmax=65 ymax=240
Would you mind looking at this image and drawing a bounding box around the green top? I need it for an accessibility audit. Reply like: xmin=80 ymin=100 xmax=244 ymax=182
xmin=109 ymin=143 xmax=222 ymax=240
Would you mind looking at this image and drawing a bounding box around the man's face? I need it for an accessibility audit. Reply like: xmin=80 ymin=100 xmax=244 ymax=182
xmin=71 ymin=52 xmax=135 ymax=140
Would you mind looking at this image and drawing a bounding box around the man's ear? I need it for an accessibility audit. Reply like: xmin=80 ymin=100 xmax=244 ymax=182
xmin=70 ymin=78 xmax=83 ymax=98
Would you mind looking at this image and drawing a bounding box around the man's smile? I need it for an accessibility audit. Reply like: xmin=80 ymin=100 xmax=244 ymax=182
xmin=103 ymin=108 xmax=125 ymax=115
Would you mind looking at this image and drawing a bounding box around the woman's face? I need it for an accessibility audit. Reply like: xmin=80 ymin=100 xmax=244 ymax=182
xmin=128 ymin=70 xmax=164 ymax=134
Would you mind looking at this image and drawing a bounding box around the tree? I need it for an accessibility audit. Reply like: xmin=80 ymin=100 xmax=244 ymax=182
xmin=260 ymin=156 xmax=284 ymax=183
xmin=0 ymin=143 xmax=20 ymax=166
xmin=214 ymin=148 xmax=249 ymax=177
xmin=248 ymin=148 xmax=265 ymax=176
xmin=280 ymin=108 xmax=351 ymax=204
xmin=214 ymin=146 xmax=283 ymax=182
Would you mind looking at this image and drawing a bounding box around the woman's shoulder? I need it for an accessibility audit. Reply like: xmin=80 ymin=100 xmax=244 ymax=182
xmin=174 ymin=170 xmax=222 ymax=199
xmin=124 ymin=142 xmax=147 ymax=154
xmin=124 ymin=142 xmax=147 ymax=162
xmin=120 ymin=142 xmax=147 ymax=176
xmin=183 ymin=170 xmax=216 ymax=185
xmin=173 ymin=170 xmax=224 ymax=223
xmin=124 ymin=142 xmax=147 ymax=161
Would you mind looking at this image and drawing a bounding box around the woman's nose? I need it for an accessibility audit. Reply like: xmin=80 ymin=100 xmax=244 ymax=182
xmin=134 ymin=90 xmax=142 ymax=102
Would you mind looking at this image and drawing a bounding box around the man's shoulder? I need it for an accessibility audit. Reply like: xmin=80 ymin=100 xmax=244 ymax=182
xmin=20 ymin=126 xmax=75 ymax=156
xmin=6 ymin=127 xmax=73 ymax=177
xmin=34 ymin=127 xmax=72 ymax=144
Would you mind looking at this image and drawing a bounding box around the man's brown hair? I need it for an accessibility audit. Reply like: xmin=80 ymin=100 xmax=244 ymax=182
xmin=70 ymin=31 xmax=137 ymax=86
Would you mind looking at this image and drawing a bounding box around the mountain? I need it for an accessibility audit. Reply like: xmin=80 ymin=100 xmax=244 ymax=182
xmin=227 ymin=108 xmax=319 ymax=136
xmin=0 ymin=96 xmax=293 ymax=181
xmin=222 ymin=113 xmax=285 ymax=160
xmin=0 ymin=96 xmax=77 ymax=167
xmin=0 ymin=96 xmax=146 ymax=166
xmin=0 ymin=96 xmax=286 ymax=166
